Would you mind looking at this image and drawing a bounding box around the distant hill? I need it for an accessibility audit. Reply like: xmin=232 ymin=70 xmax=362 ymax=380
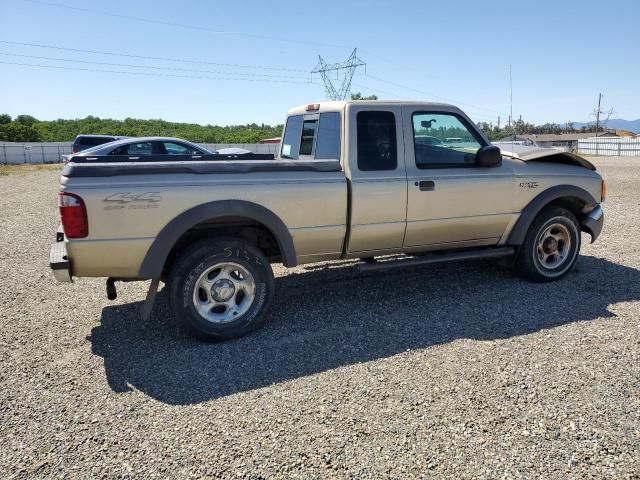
xmin=571 ymin=119 xmax=640 ymax=133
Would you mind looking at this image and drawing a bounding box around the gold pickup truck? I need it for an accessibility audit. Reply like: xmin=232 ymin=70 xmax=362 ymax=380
xmin=50 ymin=101 xmax=605 ymax=341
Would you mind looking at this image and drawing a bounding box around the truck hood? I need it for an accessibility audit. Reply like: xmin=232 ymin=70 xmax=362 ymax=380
xmin=497 ymin=145 xmax=596 ymax=171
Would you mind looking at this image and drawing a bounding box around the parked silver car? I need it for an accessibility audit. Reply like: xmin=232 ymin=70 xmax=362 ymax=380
xmin=69 ymin=136 xmax=211 ymax=158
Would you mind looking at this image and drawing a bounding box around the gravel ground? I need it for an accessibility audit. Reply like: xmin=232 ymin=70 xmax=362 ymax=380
xmin=1 ymin=157 xmax=639 ymax=479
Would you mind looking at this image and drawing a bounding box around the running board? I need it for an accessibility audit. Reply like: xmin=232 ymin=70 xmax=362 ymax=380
xmin=357 ymin=247 xmax=515 ymax=272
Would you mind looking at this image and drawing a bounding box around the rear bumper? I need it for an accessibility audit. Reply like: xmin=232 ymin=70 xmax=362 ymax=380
xmin=50 ymin=239 xmax=72 ymax=283
xmin=582 ymin=205 xmax=604 ymax=243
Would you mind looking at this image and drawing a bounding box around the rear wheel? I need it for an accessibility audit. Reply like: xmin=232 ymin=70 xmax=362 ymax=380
xmin=167 ymin=238 xmax=274 ymax=341
xmin=515 ymin=206 xmax=581 ymax=282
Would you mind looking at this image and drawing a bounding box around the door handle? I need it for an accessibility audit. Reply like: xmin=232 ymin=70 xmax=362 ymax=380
xmin=414 ymin=180 xmax=435 ymax=191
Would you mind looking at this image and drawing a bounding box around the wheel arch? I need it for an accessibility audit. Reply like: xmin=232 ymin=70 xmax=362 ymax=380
xmin=507 ymin=185 xmax=597 ymax=246
xmin=138 ymin=200 xmax=297 ymax=279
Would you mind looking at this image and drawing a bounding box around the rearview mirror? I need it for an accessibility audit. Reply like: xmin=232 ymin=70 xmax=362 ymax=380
xmin=475 ymin=145 xmax=502 ymax=167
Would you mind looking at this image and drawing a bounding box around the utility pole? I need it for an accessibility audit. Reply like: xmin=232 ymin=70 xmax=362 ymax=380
xmin=595 ymin=92 xmax=602 ymax=136
xmin=508 ymin=64 xmax=513 ymax=129
xmin=592 ymin=93 xmax=616 ymax=154
xmin=497 ymin=115 xmax=501 ymax=129
xmin=312 ymin=48 xmax=366 ymax=101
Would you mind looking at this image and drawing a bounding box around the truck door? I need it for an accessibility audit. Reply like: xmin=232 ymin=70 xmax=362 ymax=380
xmin=401 ymin=106 xmax=515 ymax=250
xmin=345 ymin=104 xmax=408 ymax=255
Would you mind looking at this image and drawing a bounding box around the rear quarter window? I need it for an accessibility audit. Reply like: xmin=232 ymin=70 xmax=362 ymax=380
xmin=356 ymin=111 xmax=397 ymax=171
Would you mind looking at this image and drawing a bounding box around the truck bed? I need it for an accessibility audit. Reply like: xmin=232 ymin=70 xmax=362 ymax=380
xmin=63 ymin=154 xmax=342 ymax=177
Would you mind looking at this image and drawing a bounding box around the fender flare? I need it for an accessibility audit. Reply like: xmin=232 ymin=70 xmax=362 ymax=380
xmin=507 ymin=185 xmax=598 ymax=245
xmin=138 ymin=200 xmax=297 ymax=279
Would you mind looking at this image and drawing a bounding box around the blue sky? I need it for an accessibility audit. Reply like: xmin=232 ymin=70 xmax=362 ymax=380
xmin=1 ymin=0 xmax=638 ymax=126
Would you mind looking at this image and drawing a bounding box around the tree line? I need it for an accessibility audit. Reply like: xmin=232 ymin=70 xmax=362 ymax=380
xmin=0 ymin=111 xmax=603 ymax=144
xmin=477 ymin=118 xmax=602 ymax=141
xmin=0 ymin=113 xmax=282 ymax=143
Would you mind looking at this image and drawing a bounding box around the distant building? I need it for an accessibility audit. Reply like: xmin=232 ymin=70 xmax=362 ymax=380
xmin=498 ymin=132 xmax=618 ymax=150
xmin=615 ymin=130 xmax=639 ymax=138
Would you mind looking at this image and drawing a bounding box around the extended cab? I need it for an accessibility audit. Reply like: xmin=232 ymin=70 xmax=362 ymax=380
xmin=50 ymin=101 xmax=605 ymax=340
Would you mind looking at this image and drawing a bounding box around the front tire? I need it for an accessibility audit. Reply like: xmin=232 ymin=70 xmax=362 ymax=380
xmin=515 ymin=206 xmax=581 ymax=282
xmin=167 ymin=237 xmax=275 ymax=341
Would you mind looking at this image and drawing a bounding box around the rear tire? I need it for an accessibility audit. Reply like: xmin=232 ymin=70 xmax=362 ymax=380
xmin=167 ymin=237 xmax=274 ymax=341
xmin=515 ymin=206 xmax=581 ymax=282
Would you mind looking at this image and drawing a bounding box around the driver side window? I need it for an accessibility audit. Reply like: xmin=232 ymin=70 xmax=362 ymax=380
xmin=412 ymin=113 xmax=483 ymax=168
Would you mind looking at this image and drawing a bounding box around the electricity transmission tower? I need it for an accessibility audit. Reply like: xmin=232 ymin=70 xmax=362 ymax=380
xmin=312 ymin=48 xmax=366 ymax=101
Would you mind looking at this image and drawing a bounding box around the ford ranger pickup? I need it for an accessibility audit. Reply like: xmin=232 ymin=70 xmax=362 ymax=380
xmin=50 ymin=101 xmax=605 ymax=341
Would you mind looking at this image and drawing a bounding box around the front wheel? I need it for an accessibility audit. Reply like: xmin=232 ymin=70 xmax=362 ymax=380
xmin=167 ymin=238 xmax=275 ymax=341
xmin=515 ymin=206 xmax=581 ymax=282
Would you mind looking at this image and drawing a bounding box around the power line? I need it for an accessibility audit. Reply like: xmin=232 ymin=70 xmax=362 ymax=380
xmin=351 ymin=82 xmax=410 ymax=100
xmin=22 ymin=0 xmax=346 ymax=49
xmin=364 ymin=73 xmax=506 ymax=116
xmin=20 ymin=1 xmax=422 ymax=71
xmin=0 ymin=51 xmax=310 ymax=79
xmin=0 ymin=40 xmax=309 ymax=72
xmin=0 ymin=60 xmax=315 ymax=84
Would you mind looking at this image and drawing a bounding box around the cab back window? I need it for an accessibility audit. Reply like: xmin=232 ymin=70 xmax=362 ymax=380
xmin=300 ymin=120 xmax=317 ymax=155
xmin=315 ymin=113 xmax=341 ymax=160
xmin=281 ymin=113 xmax=341 ymax=160
xmin=281 ymin=116 xmax=303 ymax=159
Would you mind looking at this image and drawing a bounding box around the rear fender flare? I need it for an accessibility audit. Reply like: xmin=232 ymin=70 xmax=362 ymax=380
xmin=138 ymin=200 xmax=296 ymax=279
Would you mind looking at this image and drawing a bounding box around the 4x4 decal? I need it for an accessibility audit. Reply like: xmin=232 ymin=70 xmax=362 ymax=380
xmin=103 ymin=192 xmax=162 ymax=210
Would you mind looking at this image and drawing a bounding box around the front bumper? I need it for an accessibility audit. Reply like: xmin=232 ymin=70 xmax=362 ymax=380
xmin=581 ymin=205 xmax=604 ymax=243
xmin=50 ymin=238 xmax=72 ymax=283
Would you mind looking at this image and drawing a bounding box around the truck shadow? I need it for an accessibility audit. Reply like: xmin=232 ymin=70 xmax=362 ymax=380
xmin=90 ymin=255 xmax=640 ymax=405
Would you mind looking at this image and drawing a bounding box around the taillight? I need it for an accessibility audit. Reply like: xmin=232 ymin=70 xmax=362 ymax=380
xmin=59 ymin=192 xmax=88 ymax=238
xmin=71 ymin=146 xmax=77 ymax=154
xmin=601 ymin=180 xmax=607 ymax=202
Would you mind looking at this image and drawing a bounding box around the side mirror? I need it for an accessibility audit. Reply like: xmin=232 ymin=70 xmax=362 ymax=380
xmin=475 ymin=145 xmax=502 ymax=167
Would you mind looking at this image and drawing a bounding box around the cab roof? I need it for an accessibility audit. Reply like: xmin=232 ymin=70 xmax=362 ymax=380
xmin=286 ymin=100 xmax=457 ymax=116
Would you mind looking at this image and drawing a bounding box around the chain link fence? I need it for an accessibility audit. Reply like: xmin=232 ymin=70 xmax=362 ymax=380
xmin=1 ymin=143 xmax=72 ymax=164
xmin=0 ymin=142 xmax=280 ymax=164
